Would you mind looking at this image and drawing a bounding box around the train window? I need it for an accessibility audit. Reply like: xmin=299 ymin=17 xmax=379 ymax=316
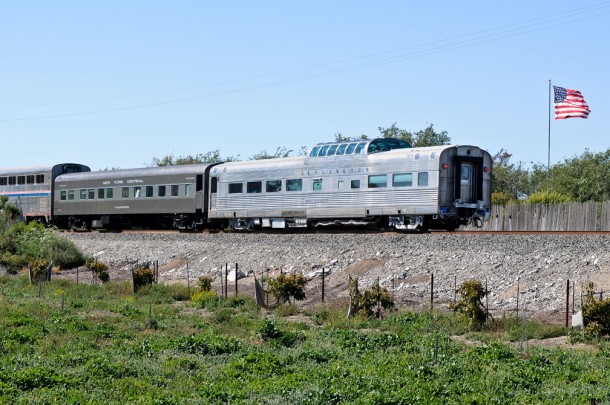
xmin=368 ymin=174 xmax=387 ymax=188
xmin=266 ymin=180 xmax=282 ymax=192
xmin=158 ymin=186 xmax=166 ymax=197
xmin=106 ymin=188 xmax=113 ymax=199
xmin=146 ymin=186 xmax=153 ymax=197
xmin=309 ymin=146 xmax=320 ymax=157
xmin=229 ymin=183 xmax=243 ymax=194
xmin=36 ymin=174 xmax=45 ymax=184
xmin=60 ymin=191 xmax=67 ymax=200
xmin=247 ymin=181 xmax=262 ymax=193
xmin=134 ymin=187 xmax=142 ymax=198
xmin=313 ymin=179 xmax=322 ymax=191
xmin=26 ymin=175 xmax=35 ymax=184
xmin=98 ymin=189 xmax=105 ymax=199
xmin=68 ymin=190 xmax=75 ymax=200
xmin=336 ymin=144 xmax=347 ymax=155
xmin=0 ymin=177 xmax=6 ymax=186
xmin=88 ymin=189 xmax=95 ymax=199
xmin=171 ymin=185 xmax=179 ymax=197
xmin=346 ymin=143 xmax=357 ymax=154
xmin=286 ymin=179 xmax=302 ymax=191
xmin=80 ymin=190 xmax=87 ymax=199
xmin=393 ymin=173 xmax=413 ymax=187
xmin=121 ymin=188 xmax=129 ymax=198
xmin=461 ymin=166 xmax=470 ymax=183
xmin=8 ymin=176 xmax=16 ymax=185
xmin=338 ymin=180 xmax=345 ymax=190
xmin=418 ymin=172 xmax=429 ymax=186
xmin=17 ymin=176 xmax=25 ymax=185
xmin=327 ymin=145 xmax=338 ymax=156
xmin=318 ymin=145 xmax=330 ymax=157
xmin=351 ymin=179 xmax=360 ymax=189
xmin=185 ymin=184 xmax=191 ymax=196
xmin=355 ymin=142 xmax=367 ymax=154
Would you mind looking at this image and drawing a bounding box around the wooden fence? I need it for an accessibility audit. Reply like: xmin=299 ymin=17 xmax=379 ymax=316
xmin=464 ymin=201 xmax=610 ymax=231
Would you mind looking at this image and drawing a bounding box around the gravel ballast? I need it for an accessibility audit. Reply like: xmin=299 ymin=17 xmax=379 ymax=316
xmin=62 ymin=232 xmax=610 ymax=317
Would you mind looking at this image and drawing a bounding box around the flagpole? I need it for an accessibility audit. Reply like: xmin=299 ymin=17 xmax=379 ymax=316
xmin=547 ymin=79 xmax=551 ymax=197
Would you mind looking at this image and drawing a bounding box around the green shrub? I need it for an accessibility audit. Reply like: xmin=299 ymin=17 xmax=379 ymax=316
xmin=526 ymin=191 xmax=571 ymax=204
xmin=192 ymin=290 xmax=219 ymax=309
xmin=582 ymin=282 xmax=610 ymax=337
xmin=267 ymin=272 xmax=307 ymax=304
xmin=86 ymin=258 xmax=110 ymax=283
xmin=197 ymin=275 xmax=213 ymax=292
xmin=258 ymin=320 xmax=304 ymax=347
xmin=358 ymin=284 xmax=395 ymax=319
xmin=274 ymin=303 xmax=300 ymax=317
xmin=451 ymin=279 xmax=490 ymax=330
xmin=491 ymin=191 xmax=513 ymax=205
xmin=133 ymin=267 xmax=155 ymax=292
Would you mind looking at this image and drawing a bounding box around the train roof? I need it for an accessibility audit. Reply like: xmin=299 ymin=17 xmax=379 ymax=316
xmin=0 ymin=163 xmax=88 ymax=176
xmin=55 ymin=164 xmax=215 ymax=182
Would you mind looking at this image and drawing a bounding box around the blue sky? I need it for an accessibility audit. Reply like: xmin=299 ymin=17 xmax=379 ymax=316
xmin=1 ymin=1 xmax=608 ymax=170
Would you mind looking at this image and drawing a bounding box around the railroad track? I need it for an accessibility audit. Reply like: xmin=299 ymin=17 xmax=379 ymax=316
xmin=64 ymin=228 xmax=610 ymax=236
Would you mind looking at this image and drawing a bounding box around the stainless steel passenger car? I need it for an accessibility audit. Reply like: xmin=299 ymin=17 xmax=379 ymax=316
xmin=0 ymin=163 xmax=90 ymax=223
xmin=53 ymin=164 xmax=217 ymax=230
xmin=208 ymin=140 xmax=491 ymax=231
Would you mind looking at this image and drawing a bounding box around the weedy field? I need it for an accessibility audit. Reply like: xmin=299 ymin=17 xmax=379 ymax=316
xmin=0 ymin=275 xmax=609 ymax=404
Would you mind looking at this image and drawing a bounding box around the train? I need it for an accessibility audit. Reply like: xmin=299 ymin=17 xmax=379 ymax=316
xmin=0 ymin=138 xmax=492 ymax=231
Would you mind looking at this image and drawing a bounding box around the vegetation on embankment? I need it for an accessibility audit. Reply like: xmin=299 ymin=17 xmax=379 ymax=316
xmin=0 ymin=275 xmax=609 ymax=404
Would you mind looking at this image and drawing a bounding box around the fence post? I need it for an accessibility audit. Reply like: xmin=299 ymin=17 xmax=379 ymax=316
xmin=219 ymin=265 xmax=224 ymax=298
xmin=509 ymin=215 xmax=513 ymax=232
xmin=485 ymin=277 xmax=489 ymax=314
xmin=266 ymin=269 xmax=269 ymax=306
xmin=430 ymin=274 xmax=434 ymax=310
xmin=187 ymin=262 xmax=190 ymax=295
xmin=76 ymin=266 xmax=79 ymax=285
xmin=321 ymin=267 xmax=325 ymax=303
xmin=155 ymin=260 xmax=159 ymax=284
xmin=517 ymin=276 xmax=519 ymax=319
xmin=224 ymin=263 xmax=228 ymax=298
xmin=572 ymin=280 xmax=575 ymax=314
xmin=453 ymin=275 xmax=457 ymax=304
xmin=565 ymin=279 xmax=570 ymax=328
xmin=235 ymin=263 xmax=239 ymax=296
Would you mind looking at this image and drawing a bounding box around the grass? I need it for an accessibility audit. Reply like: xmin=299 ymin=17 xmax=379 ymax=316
xmin=0 ymin=274 xmax=609 ymax=404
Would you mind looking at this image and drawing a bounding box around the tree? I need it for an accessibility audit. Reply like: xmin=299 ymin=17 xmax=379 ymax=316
xmin=151 ymin=150 xmax=239 ymax=166
xmin=0 ymin=196 xmax=20 ymax=231
xmin=334 ymin=133 xmax=369 ymax=142
xmin=249 ymin=145 xmax=308 ymax=160
xmin=491 ymin=149 xmax=532 ymax=201
xmin=378 ymin=122 xmax=450 ymax=147
xmin=544 ymin=149 xmax=610 ymax=202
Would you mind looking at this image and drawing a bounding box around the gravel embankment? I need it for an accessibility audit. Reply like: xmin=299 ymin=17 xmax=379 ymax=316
xmin=59 ymin=232 xmax=610 ymax=318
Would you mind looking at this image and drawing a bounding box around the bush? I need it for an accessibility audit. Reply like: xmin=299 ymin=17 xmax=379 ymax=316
xmin=526 ymin=191 xmax=571 ymax=204
xmin=582 ymin=282 xmax=610 ymax=337
xmin=267 ymin=272 xmax=307 ymax=304
xmin=192 ymin=290 xmax=219 ymax=309
xmin=86 ymin=258 xmax=110 ymax=283
xmin=451 ymin=279 xmax=490 ymax=330
xmin=491 ymin=192 xmax=512 ymax=205
xmin=197 ymin=275 xmax=213 ymax=292
xmin=358 ymin=284 xmax=395 ymax=319
xmin=133 ymin=268 xmax=155 ymax=292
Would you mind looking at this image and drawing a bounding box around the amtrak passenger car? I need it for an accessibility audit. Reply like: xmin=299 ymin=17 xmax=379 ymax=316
xmin=208 ymin=140 xmax=491 ymax=231
xmin=0 ymin=163 xmax=90 ymax=223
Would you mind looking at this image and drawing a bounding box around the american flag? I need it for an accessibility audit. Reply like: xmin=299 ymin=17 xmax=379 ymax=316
xmin=553 ymin=86 xmax=591 ymax=119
